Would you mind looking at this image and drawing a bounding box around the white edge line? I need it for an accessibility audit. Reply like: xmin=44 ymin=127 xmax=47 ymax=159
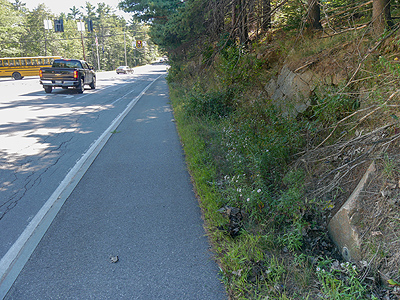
xmin=0 ymin=74 xmax=163 ymax=299
xmin=110 ymin=88 xmax=136 ymax=106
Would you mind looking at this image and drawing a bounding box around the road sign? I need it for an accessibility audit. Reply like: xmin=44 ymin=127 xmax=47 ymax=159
xmin=54 ymin=19 xmax=64 ymax=32
xmin=44 ymin=20 xmax=53 ymax=30
xmin=77 ymin=21 xmax=85 ymax=32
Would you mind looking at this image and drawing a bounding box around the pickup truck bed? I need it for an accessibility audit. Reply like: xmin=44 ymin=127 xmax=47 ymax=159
xmin=40 ymin=59 xmax=96 ymax=94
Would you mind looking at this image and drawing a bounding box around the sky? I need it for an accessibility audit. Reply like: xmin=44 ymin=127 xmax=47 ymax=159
xmin=22 ymin=0 xmax=133 ymax=20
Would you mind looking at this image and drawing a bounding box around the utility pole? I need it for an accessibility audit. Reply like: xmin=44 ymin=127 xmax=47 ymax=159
xmin=43 ymin=19 xmax=52 ymax=56
xmin=95 ymin=34 xmax=101 ymax=70
xmin=124 ymin=30 xmax=127 ymax=66
xmin=77 ymin=21 xmax=86 ymax=61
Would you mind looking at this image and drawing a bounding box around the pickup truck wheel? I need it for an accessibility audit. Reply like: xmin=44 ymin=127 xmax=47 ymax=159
xmin=89 ymin=77 xmax=96 ymax=89
xmin=76 ymin=78 xmax=84 ymax=94
xmin=44 ymin=86 xmax=52 ymax=93
xmin=12 ymin=72 xmax=22 ymax=80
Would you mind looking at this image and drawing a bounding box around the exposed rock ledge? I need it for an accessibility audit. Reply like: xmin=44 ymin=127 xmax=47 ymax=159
xmin=264 ymin=64 xmax=345 ymax=116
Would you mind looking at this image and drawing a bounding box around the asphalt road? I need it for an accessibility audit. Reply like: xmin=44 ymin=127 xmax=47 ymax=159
xmin=0 ymin=66 xmax=165 ymax=260
xmin=1 ymin=66 xmax=226 ymax=299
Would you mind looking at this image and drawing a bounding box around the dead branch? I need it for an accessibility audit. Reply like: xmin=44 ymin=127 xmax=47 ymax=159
xmin=314 ymin=90 xmax=400 ymax=151
xmin=322 ymin=0 xmax=372 ymax=18
xmin=345 ymin=24 xmax=400 ymax=89
xmin=294 ymin=61 xmax=316 ymax=72
xmin=321 ymin=23 xmax=369 ymax=38
xmin=358 ymin=90 xmax=400 ymax=123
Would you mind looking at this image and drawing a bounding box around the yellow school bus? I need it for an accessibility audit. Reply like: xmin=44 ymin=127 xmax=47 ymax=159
xmin=0 ymin=56 xmax=61 ymax=80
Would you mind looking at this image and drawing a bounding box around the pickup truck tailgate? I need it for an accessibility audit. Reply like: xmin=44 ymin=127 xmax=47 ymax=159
xmin=40 ymin=68 xmax=76 ymax=80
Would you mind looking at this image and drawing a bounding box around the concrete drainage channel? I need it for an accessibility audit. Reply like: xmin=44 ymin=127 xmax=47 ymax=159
xmin=327 ymin=161 xmax=376 ymax=262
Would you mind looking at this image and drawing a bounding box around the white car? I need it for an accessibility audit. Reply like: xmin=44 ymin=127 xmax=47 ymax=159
xmin=116 ymin=66 xmax=133 ymax=74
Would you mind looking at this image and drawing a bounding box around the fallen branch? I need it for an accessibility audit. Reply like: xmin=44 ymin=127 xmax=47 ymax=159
xmin=321 ymin=23 xmax=369 ymax=38
xmin=345 ymin=23 xmax=400 ymax=89
xmin=322 ymin=0 xmax=372 ymax=21
xmin=314 ymin=91 xmax=400 ymax=151
xmin=358 ymin=90 xmax=400 ymax=123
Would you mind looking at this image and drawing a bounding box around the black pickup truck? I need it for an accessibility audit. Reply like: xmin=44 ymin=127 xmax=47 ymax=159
xmin=39 ymin=58 xmax=96 ymax=93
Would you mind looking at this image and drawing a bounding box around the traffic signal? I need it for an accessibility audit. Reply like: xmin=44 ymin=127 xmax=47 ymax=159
xmin=87 ymin=20 xmax=93 ymax=32
xmin=136 ymin=40 xmax=142 ymax=48
xmin=54 ymin=19 xmax=64 ymax=32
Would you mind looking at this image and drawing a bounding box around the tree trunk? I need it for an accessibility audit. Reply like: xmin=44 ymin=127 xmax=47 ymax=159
xmin=232 ymin=0 xmax=238 ymax=29
xmin=262 ymin=0 xmax=271 ymax=31
xmin=239 ymin=0 xmax=248 ymax=44
xmin=307 ymin=0 xmax=322 ymax=30
xmin=372 ymin=0 xmax=392 ymax=35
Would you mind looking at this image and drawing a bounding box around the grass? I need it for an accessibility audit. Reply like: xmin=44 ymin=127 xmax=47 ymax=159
xmin=169 ymin=76 xmax=320 ymax=298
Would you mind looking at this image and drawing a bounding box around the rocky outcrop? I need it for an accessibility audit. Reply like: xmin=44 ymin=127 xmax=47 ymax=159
xmin=264 ymin=65 xmax=316 ymax=116
xmin=264 ymin=64 xmax=346 ymax=116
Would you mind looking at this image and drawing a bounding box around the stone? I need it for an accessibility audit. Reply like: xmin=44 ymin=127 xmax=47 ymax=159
xmin=264 ymin=64 xmax=315 ymax=116
xmin=327 ymin=161 xmax=376 ymax=262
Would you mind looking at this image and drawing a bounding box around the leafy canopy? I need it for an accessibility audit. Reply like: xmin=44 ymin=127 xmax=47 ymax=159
xmin=118 ymin=0 xmax=183 ymax=23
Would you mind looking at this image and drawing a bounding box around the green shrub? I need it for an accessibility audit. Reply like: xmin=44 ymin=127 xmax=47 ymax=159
xmin=311 ymin=87 xmax=360 ymax=125
xmin=260 ymin=144 xmax=290 ymax=190
xmin=184 ymin=89 xmax=236 ymax=118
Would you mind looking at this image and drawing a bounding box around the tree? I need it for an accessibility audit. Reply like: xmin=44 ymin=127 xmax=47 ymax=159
xmin=307 ymin=0 xmax=322 ymax=30
xmin=262 ymin=0 xmax=271 ymax=31
xmin=67 ymin=6 xmax=81 ymax=20
xmin=83 ymin=2 xmax=96 ymax=20
xmin=372 ymin=0 xmax=392 ymax=35
xmin=118 ymin=0 xmax=183 ymax=23
xmin=230 ymin=0 xmax=249 ymax=44
xmin=238 ymin=0 xmax=248 ymax=44
xmin=11 ymin=0 xmax=26 ymax=12
xmin=0 ymin=0 xmax=26 ymax=56
xmin=22 ymin=4 xmax=55 ymax=56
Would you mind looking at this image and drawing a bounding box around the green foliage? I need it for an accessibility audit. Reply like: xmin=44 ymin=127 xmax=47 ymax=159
xmin=118 ymin=0 xmax=183 ymax=23
xmin=279 ymin=2 xmax=306 ymax=31
xmin=316 ymin=260 xmax=368 ymax=299
xmin=0 ymin=0 xmax=26 ymax=56
xmin=119 ymin=0 xmax=197 ymax=53
xmin=277 ymin=220 xmax=304 ymax=252
xmin=184 ymin=88 xmax=236 ymax=119
xmin=310 ymin=87 xmax=360 ymax=125
xmin=378 ymin=56 xmax=400 ymax=78
xmin=260 ymin=145 xmax=290 ymax=190
xmin=263 ymin=256 xmax=286 ymax=284
xmin=382 ymin=153 xmax=396 ymax=178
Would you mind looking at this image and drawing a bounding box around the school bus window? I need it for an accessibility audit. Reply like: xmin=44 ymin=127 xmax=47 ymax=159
xmin=32 ymin=59 xmax=37 ymax=65
xmin=15 ymin=60 xmax=20 ymax=66
xmin=26 ymin=59 xmax=31 ymax=66
xmin=9 ymin=60 xmax=14 ymax=67
xmin=4 ymin=60 xmax=9 ymax=67
xmin=50 ymin=58 xmax=55 ymax=64
xmin=44 ymin=58 xmax=49 ymax=64
xmin=0 ymin=60 xmax=3 ymax=67
xmin=21 ymin=59 xmax=26 ymax=66
xmin=38 ymin=59 xmax=43 ymax=65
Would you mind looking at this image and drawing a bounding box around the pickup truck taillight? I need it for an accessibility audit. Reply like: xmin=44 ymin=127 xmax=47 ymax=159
xmin=39 ymin=70 xmax=42 ymax=78
xmin=74 ymin=70 xmax=78 ymax=79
